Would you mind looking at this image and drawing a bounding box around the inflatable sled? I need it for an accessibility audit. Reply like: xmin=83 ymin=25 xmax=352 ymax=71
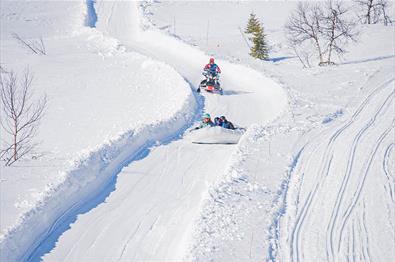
xmin=187 ymin=126 xmax=245 ymax=144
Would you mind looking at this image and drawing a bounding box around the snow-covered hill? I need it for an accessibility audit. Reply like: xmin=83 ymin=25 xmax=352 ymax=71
xmin=1 ymin=1 xmax=394 ymax=261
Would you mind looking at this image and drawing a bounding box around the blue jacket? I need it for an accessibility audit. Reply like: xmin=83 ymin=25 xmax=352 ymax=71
xmin=221 ymin=121 xmax=235 ymax=130
xmin=204 ymin=63 xmax=221 ymax=74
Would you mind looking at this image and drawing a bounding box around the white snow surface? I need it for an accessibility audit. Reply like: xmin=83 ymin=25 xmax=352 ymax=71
xmin=0 ymin=0 xmax=287 ymax=261
xmin=38 ymin=1 xmax=286 ymax=261
xmin=186 ymin=126 xmax=245 ymax=144
xmin=144 ymin=1 xmax=394 ymax=261
xmin=1 ymin=0 xmax=394 ymax=262
xmin=0 ymin=0 xmax=196 ymax=260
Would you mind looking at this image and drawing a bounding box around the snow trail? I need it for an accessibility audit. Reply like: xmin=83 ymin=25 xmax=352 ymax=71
xmin=0 ymin=1 xmax=198 ymax=261
xmin=45 ymin=141 xmax=233 ymax=261
xmin=1 ymin=1 xmax=393 ymax=261
xmin=383 ymin=143 xmax=395 ymax=202
xmin=0 ymin=1 xmax=286 ymax=260
xmin=40 ymin=1 xmax=287 ymax=261
xmin=279 ymin=73 xmax=395 ymax=261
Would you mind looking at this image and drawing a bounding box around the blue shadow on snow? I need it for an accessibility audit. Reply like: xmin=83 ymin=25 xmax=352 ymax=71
xmin=340 ymin=55 xmax=395 ymax=65
xmin=269 ymin=56 xmax=294 ymax=62
xmin=26 ymin=144 xmax=152 ymax=261
xmin=222 ymin=90 xmax=252 ymax=96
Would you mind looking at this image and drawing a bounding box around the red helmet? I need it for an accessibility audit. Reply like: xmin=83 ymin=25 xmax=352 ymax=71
xmin=209 ymin=57 xmax=215 ymax=63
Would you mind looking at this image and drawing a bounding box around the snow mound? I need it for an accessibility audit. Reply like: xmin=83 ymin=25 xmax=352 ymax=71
xmin=186 ymin=126 xmax=245 ymax=144
xmin=0 ymin=58 xmax=199 ymax=262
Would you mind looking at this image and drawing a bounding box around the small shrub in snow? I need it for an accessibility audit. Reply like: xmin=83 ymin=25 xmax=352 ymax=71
xmin=0 ymin=68 xmax=47 ymax=166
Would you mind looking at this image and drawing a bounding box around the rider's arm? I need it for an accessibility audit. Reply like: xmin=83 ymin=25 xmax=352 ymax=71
xmin=193 ymin=124 xmax=202 ymax=130
xmin=215 ymin=64 xmax=221 ymax=74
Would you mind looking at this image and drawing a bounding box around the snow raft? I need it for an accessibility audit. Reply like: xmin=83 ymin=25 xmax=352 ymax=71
xmin=186 ymin=126 xmax=245 ymax=144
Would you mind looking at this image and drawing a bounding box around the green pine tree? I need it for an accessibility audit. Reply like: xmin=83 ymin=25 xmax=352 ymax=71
xmin=245 ymin=13 xmax=269 ymax=61
xmin=245 ymin=13 xmax=260 ymax=34
xmin=250 ymin=25 xmax=269 ymax=60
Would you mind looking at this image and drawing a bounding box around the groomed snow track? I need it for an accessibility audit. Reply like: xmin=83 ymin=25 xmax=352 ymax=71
xmin=0 ymin=1 xmax=287 ymax=261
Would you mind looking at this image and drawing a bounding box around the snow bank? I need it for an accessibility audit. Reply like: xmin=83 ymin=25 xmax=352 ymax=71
xmin=0 ymin=1 xmax=84 ymax=39
xmin=1 ymin=1 xmax=200 ymax=260
xmin=0 ymin=78 xmax=197 ymax=261
xmin=0 ymin=56 xmax=197 ymax=261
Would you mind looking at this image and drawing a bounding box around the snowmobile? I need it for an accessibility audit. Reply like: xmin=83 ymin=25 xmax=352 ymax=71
xmin=197 ymin=70 xmax=223 ymax=95
xmin=187 ymin=126 xmax=245 ymax=144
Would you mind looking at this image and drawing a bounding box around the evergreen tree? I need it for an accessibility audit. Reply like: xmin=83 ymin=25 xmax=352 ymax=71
xmin=245 ymin=13 xmax=260 ymax=34
xmin=245 ymin=13 xmax=269 ymax=60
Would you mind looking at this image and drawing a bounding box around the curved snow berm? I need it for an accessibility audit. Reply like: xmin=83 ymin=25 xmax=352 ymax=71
xmin=0 ymin=63 xmax=198 ymax=261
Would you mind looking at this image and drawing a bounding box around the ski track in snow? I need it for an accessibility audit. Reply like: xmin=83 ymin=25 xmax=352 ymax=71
xmin=283 ymin=72 xmax=395 ymax=262
xmin=268 ymin=144 xmax=306 ymax=261
xmin=328 ymin=82 xmax=394 ymax=261
xmin=383 ymin=143 xmax=395 ymax=203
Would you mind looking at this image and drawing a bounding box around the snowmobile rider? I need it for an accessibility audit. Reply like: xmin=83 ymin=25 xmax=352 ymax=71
xmin=194 ymin=113 xmax=215 ymax=130
xmin=203 ymin=57 xmax=221 ymax=88
xmin=204 ymin=57 xmax=221 ymax=76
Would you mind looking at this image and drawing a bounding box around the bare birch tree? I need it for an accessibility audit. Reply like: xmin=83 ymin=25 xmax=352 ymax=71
xmin=285 ymin=2 xmax=326 ymax=64
xmin=285 ymin=1 xmax=358 ymax=66
xmin=321 ymin=1 xmax=358 ymax=65
xmin=0 ymin=68 xmax=47 ymax=166
xmin=354 ymin=0 xmax=392 ymax=25
xmin=377 ymin=0 xmax=392 ymax=25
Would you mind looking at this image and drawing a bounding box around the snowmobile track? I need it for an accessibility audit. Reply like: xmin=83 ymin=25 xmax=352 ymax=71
xmin=327 ymin=85 xmax=394 ymax=261
xmin=287 ymin=76 xmax=394 ymax=262
xmin=336 ymin=121 xmax=394 ymax=248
